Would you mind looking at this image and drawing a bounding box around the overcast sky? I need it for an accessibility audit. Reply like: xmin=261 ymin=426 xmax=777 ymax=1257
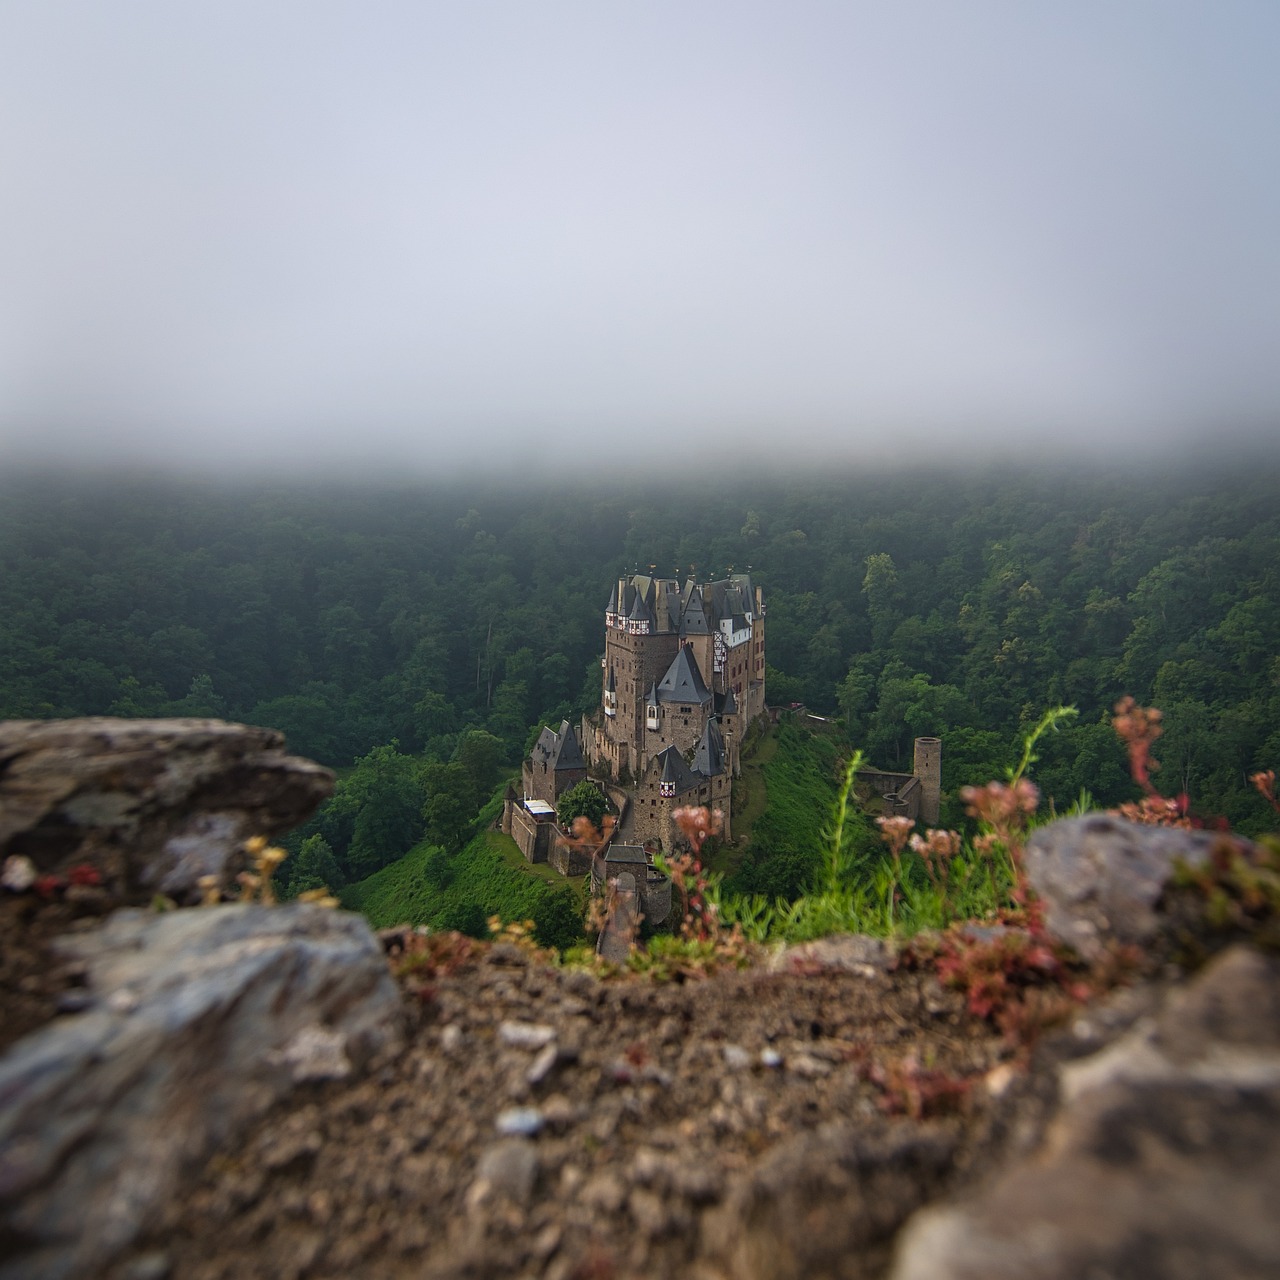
xmin=1 ymin=2 xmax=1277 ymax=476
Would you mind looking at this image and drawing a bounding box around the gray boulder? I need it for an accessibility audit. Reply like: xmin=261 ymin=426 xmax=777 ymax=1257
xmin=1024 ymin=814 xmax=1249 ymax=960
xmin=891 ymin=945 xmax=1280 ymax=1279
xmin=702 ymin=1122 xmax=958 ymax=1280
xmin=0 ymin=903 xmax=403 ymax=1280
xmin=0 ymin=717 xmax=333 ymax=901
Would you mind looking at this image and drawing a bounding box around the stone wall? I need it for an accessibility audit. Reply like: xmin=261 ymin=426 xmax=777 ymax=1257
xmin=507 ymin=801 xmax=552 ymax=864
xmin=857 ymin=770 xmax=922 ymax=821
xmin=550 ymin=839 xmax=594 ymax=877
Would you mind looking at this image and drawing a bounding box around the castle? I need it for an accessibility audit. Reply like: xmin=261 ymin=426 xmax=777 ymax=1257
xmin=503 ymin=573 xmax=765 ymax=877
xmin=581 ymin=572 xmax=766 ymax=849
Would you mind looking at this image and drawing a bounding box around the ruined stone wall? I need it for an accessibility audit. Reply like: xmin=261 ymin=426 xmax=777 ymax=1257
xmin=858 ymin=769 xmax=922 ymax=821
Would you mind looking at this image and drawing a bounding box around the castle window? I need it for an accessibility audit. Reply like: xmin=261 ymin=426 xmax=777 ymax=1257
xmin=660 ymin=780 xmax=676 ymax=798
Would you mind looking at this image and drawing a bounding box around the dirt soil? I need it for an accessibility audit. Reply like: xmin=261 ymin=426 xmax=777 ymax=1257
xmin=0 ymin=892 xmax=112 ymax=1053
xmin=5 ymin=899 xmax=1133 ymax=1280
xmin=66 ymin=928 xmax=1079 ymax=1280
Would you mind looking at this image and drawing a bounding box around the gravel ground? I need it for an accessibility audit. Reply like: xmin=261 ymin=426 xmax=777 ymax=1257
xmin=90 ymin=935 xmax=1048 ymax=1280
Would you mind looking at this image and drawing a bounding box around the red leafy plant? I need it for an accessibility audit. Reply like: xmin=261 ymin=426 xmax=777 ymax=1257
xmin=1109 ymin=697 xmax=1191 ymax=827
xmin=34 ymin=874 xmax=65 ymax=900
xmin=861 ymin=1050 xmax=972 ymax=1120
xmin=669 ymin=806 xmax=724 ymax=941
xmin=560 ymin=815 xmax=624 ymax=938
xmin=909 ymin=827 xmax=962 ymax=894
xmin=386 ymin=927 xmax=482 ymax=1008
xmin=1251 ymin=770 xmax=1280 ymax=816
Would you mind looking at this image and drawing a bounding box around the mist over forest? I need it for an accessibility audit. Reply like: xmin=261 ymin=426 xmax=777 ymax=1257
xmin=4 ymin=461 xmax=1277 ymax=852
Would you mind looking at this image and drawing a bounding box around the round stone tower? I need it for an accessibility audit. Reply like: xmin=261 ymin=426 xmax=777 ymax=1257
xmin=913 ymin=736 xmax=942 ymax=826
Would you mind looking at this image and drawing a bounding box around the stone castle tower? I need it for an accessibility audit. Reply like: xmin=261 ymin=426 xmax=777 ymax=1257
xmin=913 ymin=736 xmax=942 ymax=827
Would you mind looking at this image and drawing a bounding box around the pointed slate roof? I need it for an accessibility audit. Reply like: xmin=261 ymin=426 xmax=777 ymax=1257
xmin=532 ymin=720 xmax=585 ymax=772
xmin=658 ymin=579 xmax=683 ymax=632
xmin=655 ymin=745 xmax=700 ymax=795
xmin=656 ymin=646 xmax=712 ymax=705
xmin=605 ymin=582 xmax=618 ymax=616
xmin=693 ymin=718 xmax=725 ymax=777
xmin=531 ymin=726 xmax=560 ymax=767
xmin=679 ymin=587 xmax=710 ymax=636
xmin=646 ymin=682 xmax=658 ymax=708
xmin=550 ymin=720 xmax=585 ymax=771
xmin=717 ymin=687 xmax=739 ymax=717
xmin=627 ymin=589 xmax=654 ymax=628
xmin=606 ymin=667 xmax=617 ymax=693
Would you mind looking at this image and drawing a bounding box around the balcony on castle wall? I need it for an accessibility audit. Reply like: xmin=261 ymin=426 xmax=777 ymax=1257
xmin=646 ymin=712 xmax=659 ymax=730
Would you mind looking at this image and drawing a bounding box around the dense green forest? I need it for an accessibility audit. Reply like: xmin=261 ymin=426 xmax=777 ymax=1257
xmin=3 ymin=462 xmax=1278 ymax=896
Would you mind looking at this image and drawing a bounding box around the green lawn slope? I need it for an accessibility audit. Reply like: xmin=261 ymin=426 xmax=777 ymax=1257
xmin=340 ymin=827 xmax=586 ymax=950
xmin=726 ymin=718 xmax=875 ymax=899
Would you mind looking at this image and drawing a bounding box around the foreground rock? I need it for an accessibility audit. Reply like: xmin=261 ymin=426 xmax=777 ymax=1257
xmin=891 ymin=945 xmax=1280 ymax=1279
xmin=702 ymin=1123 xmax=959 ymax=1280
xmin=0 ymin=718 xmax=334 ymax=902
xmin=1024 ymin=814 xmax=1248 ymax=960
xmin=0 ymin=904 xmax=403 ymax=1280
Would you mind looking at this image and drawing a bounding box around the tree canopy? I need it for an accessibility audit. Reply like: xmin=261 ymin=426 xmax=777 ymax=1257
xmin=3 ymin=462 xmax=1278 ymax=834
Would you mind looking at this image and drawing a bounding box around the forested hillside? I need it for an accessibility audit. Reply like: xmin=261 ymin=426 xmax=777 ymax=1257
xmin=3 ymin=462 xmax=1277 ymax=841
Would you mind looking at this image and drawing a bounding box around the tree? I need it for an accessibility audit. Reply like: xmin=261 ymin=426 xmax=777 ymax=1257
xmin=422 ymin=761 xmax=477 ymax=851
xmin=436 ymin=899 xmax=488 ymax=938
xmin=454 ymin=729 xmax=506 ymax=808
xmin=531 ymin=890 xmax=584 ymax=951
xmin=862 ymin=552 xmax=902 ymax=649
xmin=340 ymin=743 xmax=428 ymax=881
xmin=247 ymin=692 xmax=338 ymax=766
xmin=556 ymin=780 xmax=608 ymax=831
xmin=422 ymin=846 xmax=454 ymax=890
xmin=284 ymin=834 xmax=343 ymax=897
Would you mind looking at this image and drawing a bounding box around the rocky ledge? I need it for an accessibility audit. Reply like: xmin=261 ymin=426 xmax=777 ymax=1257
xmin=0 ymin=717 xmax=334 ymax=903
xmin=1 ymin=718 xmax=1277 ymax=1280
